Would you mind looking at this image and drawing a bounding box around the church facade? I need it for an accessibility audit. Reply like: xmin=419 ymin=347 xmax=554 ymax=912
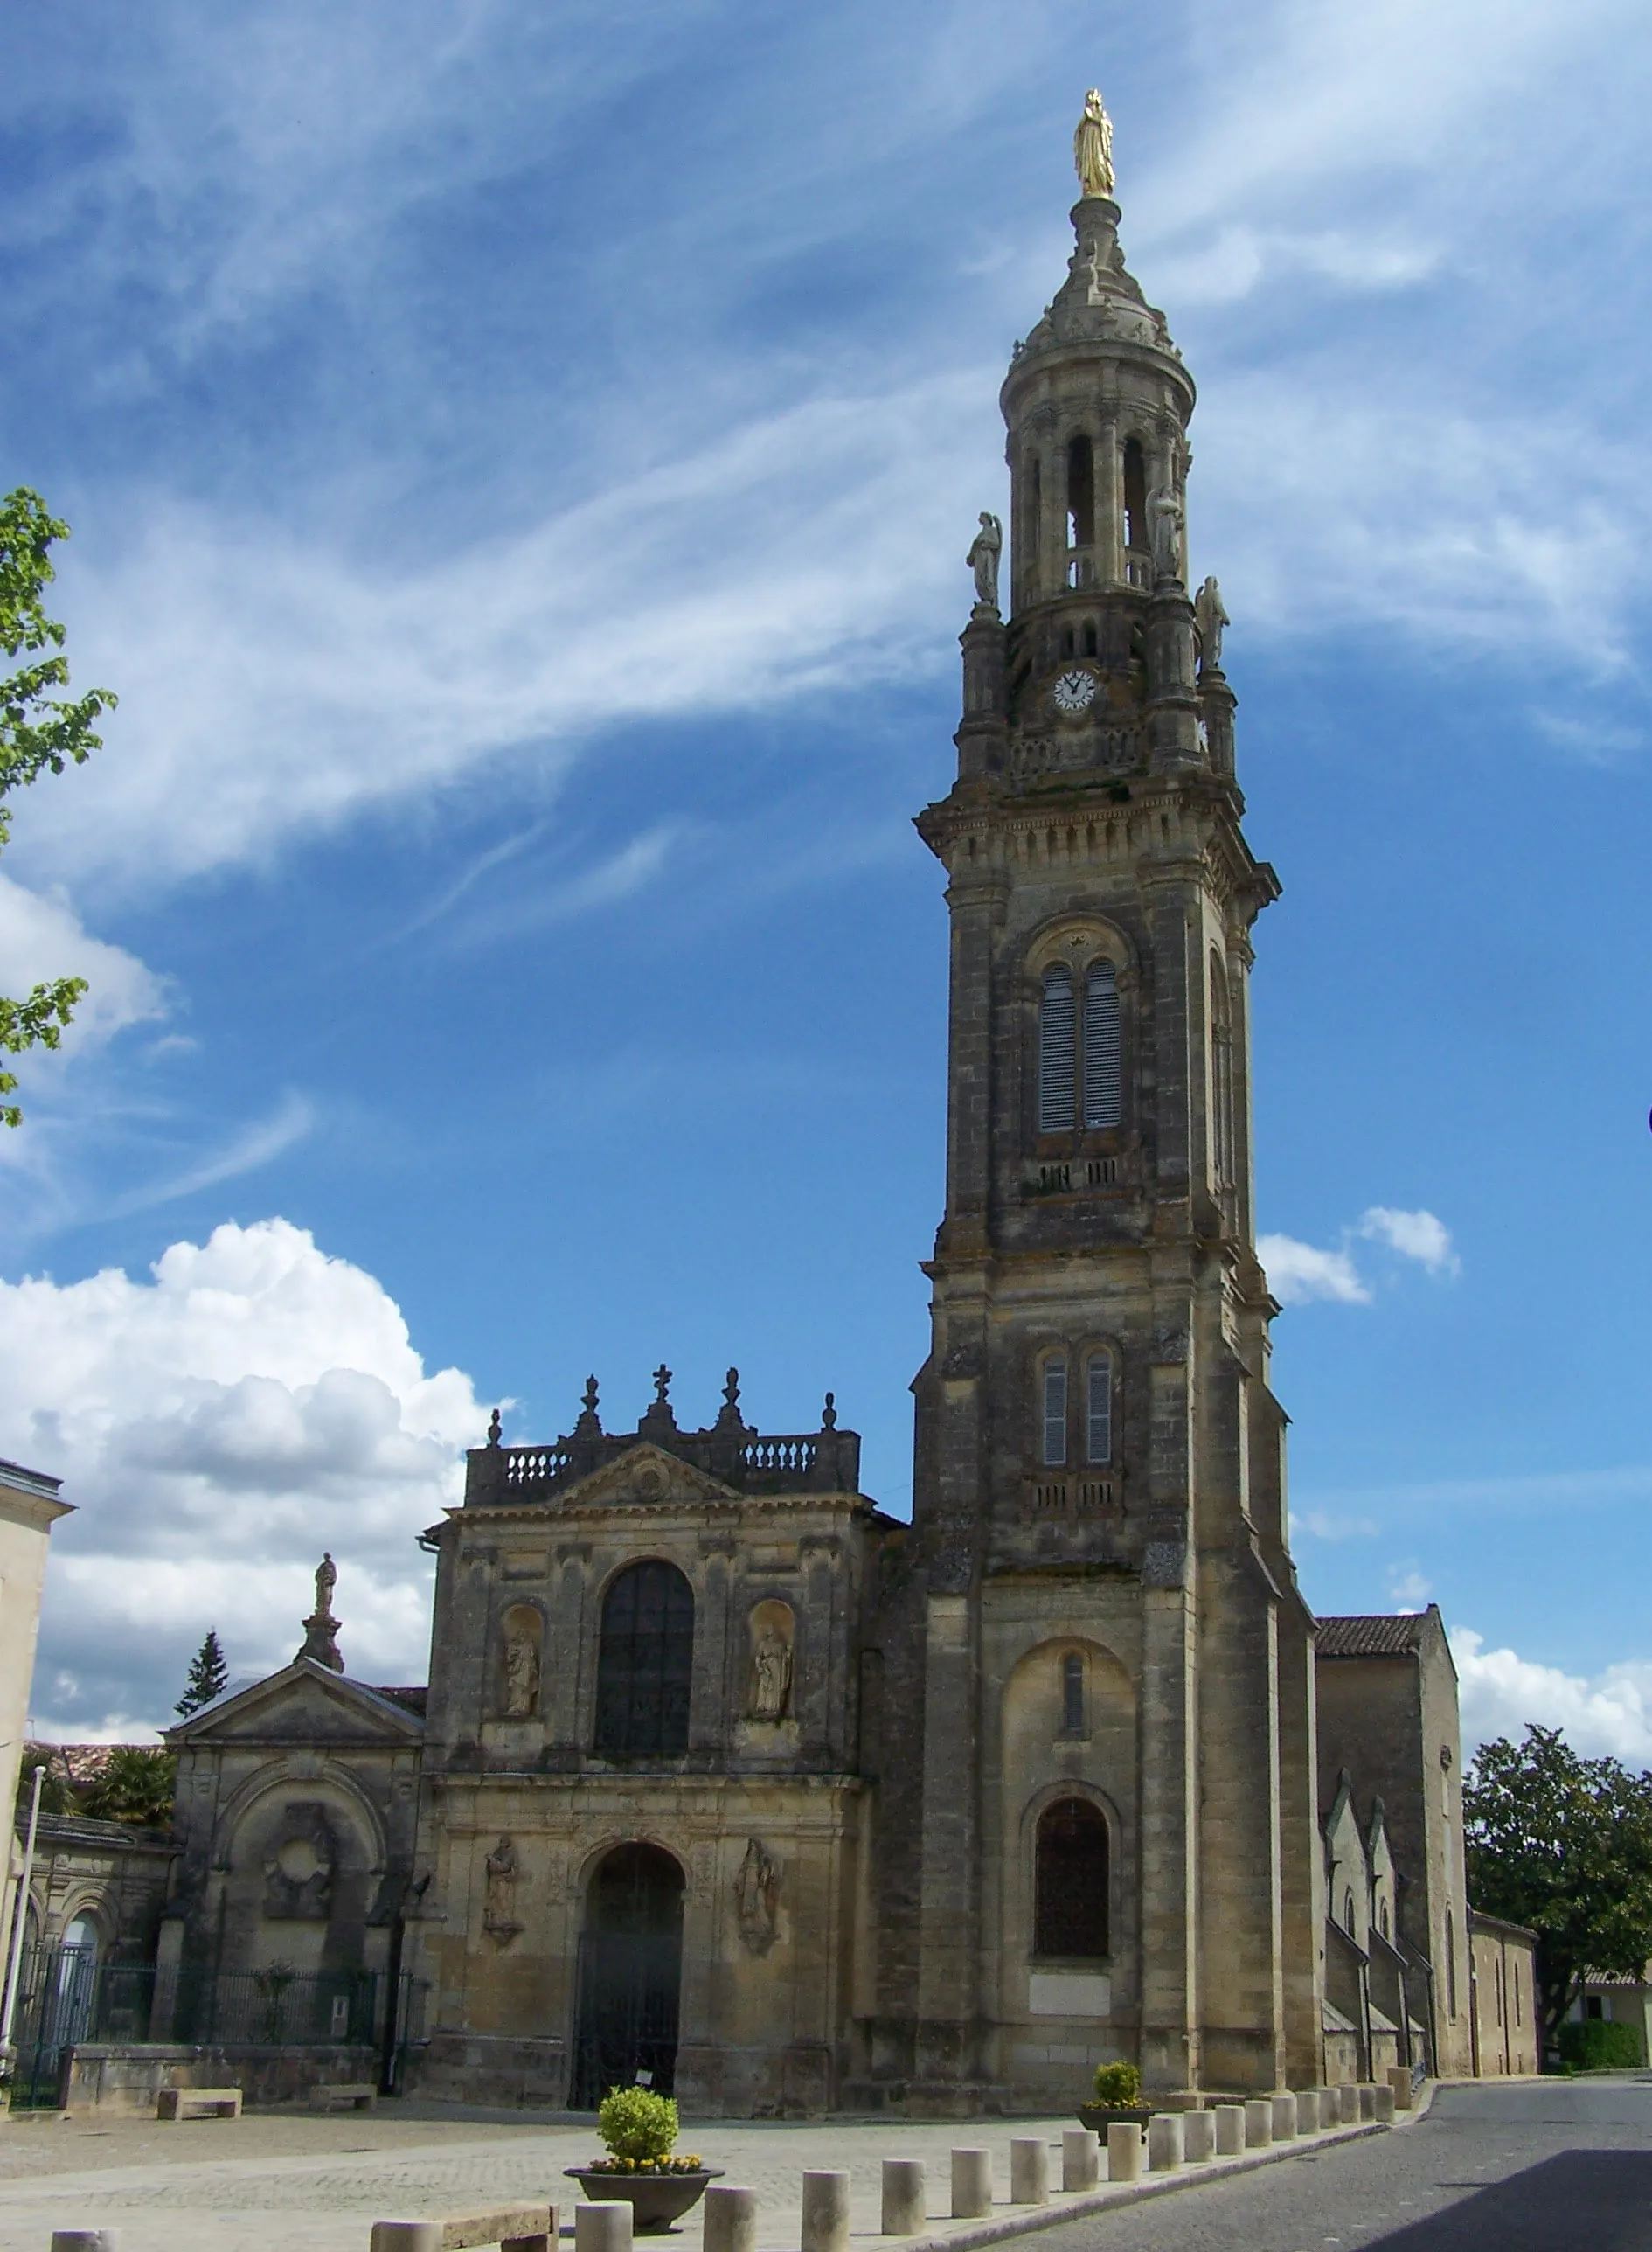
xmin=158 ymin=106 xmax=1479 ymax=2114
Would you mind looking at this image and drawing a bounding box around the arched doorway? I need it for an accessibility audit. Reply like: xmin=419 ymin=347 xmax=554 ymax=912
xmin=569 ymin=1842 xmax=685 ymax=2109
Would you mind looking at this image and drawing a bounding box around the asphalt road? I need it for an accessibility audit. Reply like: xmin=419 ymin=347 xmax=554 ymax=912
xmin=1053 ymin=2079 xmax=1652 ymax=2251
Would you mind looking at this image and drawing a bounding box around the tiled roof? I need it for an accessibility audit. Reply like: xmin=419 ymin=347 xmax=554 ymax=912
xmin=1315 ymin=1613 xmax=1429 ymax=1658
xmin=371 ymin=1685 xmax=428 ymax=1715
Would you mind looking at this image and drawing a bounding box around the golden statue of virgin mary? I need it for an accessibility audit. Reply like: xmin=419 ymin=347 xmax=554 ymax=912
xmin=1073 ymin=88 xmax=1115 ymax=199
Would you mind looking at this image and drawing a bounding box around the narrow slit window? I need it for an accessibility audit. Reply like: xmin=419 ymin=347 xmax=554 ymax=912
xmin=1041 ymin=1357 xmax=1067 ymax=1468
xmin=1061 ymin=1652 xmax=1085 ymax=1734
xmin=1122 ymin=438 xmax=1148 ymax=553
xmin=1082 ymin=961 xmax=1122 ymax=1129
xmin=1066 ymin=434 xmax=1095 ymax=549
xmin=1085 ymin=1355 xmax=1112 ymax=1465
xmin=1039 ymin=964 xmax=1076 ymax=1131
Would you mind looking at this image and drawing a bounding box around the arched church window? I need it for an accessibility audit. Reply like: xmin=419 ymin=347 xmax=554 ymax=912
xmin=1380 ymin=1899 xmax=1391 ymax=1940
xmin=1038 ymin=965 xmax=1076 ymax=1131
xmin=1121 ymin=438 xmax=1148 ymax=553
xmin=1082 ymin=961 xmax=1121 ymax=1129
xmin=1343 ymin=1887 xmax=1356 ymax=1931
xmin=1060 ymin=1652 xmax=1085 ymax=1735
xmin=1066 ymin=434 xmax=1094 ymax=550
xmin=1040 ymin=1355 xmax=1067 ymax=1467
xmin=1034 ymin=1797 xmax=1108 ymax=1959
xmin=1085 ymin=1353 xmax=1112 ymax=1464
xmin=1210 ymin=952 xmax=1233 ymax=1185
xmin=593 ymin=1560 xmax=694 ymax=1756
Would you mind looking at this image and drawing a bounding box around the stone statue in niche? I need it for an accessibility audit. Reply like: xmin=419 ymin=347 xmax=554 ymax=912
xmin=1147 ymin=485 xmax=1184 ymax=583
xmin=503 ymin=1620 xmax=540 ymax=1718
xmin=749 ymin=1623 xmax=794 ymax=1721
xmin=735 ymin=1838 xmax=780 ymax=1954
xmin=1195 ymin=575 xmax=1230 ymax=671
xmin=967 ymin=512 xmax=1002 ymax=614
xmin=483 ymin=1834 xmax=521 ymax=1943
xmin=263 ymin=1802 xmax=336 ymax=1920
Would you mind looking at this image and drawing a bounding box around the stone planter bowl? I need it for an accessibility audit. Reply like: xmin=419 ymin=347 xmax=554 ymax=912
xmin=1077 ymin=2103 xmax=1154 ymax=2136
xmin=565 ymin=2168 xmax=724 ymax=2232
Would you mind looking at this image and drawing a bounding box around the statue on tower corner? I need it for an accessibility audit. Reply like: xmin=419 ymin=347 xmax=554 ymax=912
xmin=967 ymin=511 xmax=1002 ymax=613
xmin=1073 ymin=89 xmax=1115 ymax=199
xmin=296 ymin=1552 xmax=344 ymax=1672
xmin=1195 ymin=575 xmax=1231 ymax=671
xmin=1147 ymin=483 xmax=1184 ymax=584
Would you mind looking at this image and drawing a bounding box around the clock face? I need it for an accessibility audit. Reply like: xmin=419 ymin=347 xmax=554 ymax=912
xmin=1050 ymin=668 xmax=1097 ymax=716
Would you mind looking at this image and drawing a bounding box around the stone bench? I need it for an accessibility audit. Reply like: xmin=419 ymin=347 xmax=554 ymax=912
xmin=156 ymin=2087 xmax=241 ymax=2122
xmin=370 ymin=2204 xmax=557 ymax=2252
xmin=310 ymin=2082 xmax=378 ymax=2112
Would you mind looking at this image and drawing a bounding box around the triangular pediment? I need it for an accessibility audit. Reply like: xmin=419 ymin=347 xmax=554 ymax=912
xmin=164 ymin=1658 xmax=423 ymax=1748
xmin=550 ymin=1442 xmax=742 ymax=1514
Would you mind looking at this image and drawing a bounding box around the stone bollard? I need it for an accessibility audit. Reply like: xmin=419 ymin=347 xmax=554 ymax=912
xmin=1106 ymin=2123 xmax=1143 ymax=2183
xmin=1182 ymin=2110 xmax=1215 ymax=2164
xmin=1213 ymin=2104 xmax=1246 ymax=2156
xmin=950 ymin=2150 xmax=992 ymax=2220
xmin=1337 ymin=2084 xmax=1360 ymax=2125
xmin=704 ymin=2186 xmax=760 ymax=2252
xmin=1371 ymin=2084 xmax=1396 ymax=2124
xmin=1146 ymin=2113 xmax=1183 ymax=2173
xmin=1270 ymin=2093 xmax=1298 ymax=2142
xmin=575 ymin=2207 xmax=633 ymax=2252
xmin=1009 ymin=2137 xmax=1049 ymax=2206
xmin=1319 ymin=2087 xmax=1341 ymax=2128
xmin=52 ymin=2238 xmax=123 ymax=2252
xmin=800 ymin=2172 xmax=850 ymax=2252
xmin=1297 ymin=2089 xmax=1326 ymax=2130
xmin=1062 ymin=2128 xmax=1100 ymax=2191
xmin=1357 ymin=2082 xmax=1378 ymax=2121
xmin=881 ymin=2161 xmax=926 ymax=2237
xmin=1243 ymin=2097 xmax=1273 ymax=2147
xmin=1387 ymin=2067 xmax=1414 ymax=2111
xmin=371 ymin=2229 xmax=443 ymax=2252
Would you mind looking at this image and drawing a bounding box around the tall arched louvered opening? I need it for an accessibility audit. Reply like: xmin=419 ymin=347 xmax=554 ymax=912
xmin=593 ymin=1560 xmax=694 ymax=1755
xmin=1210 ymin=952 xmax=1234 ymax=1188
xmin=1033 ymin=1797 xmax=1109 ymax=1960
xmin=1121 ymin=437 xmax=1148 ymax=558
xmin=570 ymin=1841 xmax=685 ymax=2107
xmin=1082 ymin=961 xmax=1121 ymax=1129
xmin=1038 ymin=964 xmax=1076 ymax=1131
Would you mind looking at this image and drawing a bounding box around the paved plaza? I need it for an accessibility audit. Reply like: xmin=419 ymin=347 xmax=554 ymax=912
xmin=0 ymin=2101 xmax=1379 ymax=2252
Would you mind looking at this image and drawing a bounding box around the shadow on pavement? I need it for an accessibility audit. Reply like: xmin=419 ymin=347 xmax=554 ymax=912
xmin=1368 ymin=2150 xmax=1652 ymax=2250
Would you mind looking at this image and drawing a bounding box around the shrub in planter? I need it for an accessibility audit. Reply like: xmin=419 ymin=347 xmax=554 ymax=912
xmin=1557 ymin=2019 xmax=1642 ymax=2072
xmin=1092 ymin=2062 xmax=1142 ymax=2108
xmin=568 ymin=2087 xmax=721 ymax=2228
xmin=598 ymin=2088 xmax=681 ymax=2165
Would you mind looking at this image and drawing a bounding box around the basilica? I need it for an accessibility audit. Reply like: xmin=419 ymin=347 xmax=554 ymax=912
xmin=151 ymin=102 xmax=1491 ymax=2114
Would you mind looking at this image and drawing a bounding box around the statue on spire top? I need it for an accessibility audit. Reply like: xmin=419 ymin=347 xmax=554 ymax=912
xmin=1073 ymin=89 xmax=1114 ymax=199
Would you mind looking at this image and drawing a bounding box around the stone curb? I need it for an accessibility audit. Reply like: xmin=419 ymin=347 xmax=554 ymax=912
xmin=861 ymin=2117 xmax=1392 ymax=2252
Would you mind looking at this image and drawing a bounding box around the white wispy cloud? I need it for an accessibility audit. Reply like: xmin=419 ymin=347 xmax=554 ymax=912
xmin=101 ymin=1093 xmax=316 ymax=1218
xmin=0 ymin=875 xmax=168 ymax=1052
xmin=1261 ymin=1205 xmax=1458 ymax=1307
xmin=1 ymin=1217 xmax=485 ymax=1733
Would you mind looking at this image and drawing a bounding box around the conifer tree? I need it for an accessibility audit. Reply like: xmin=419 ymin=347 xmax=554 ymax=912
xmin=176 ymin=1629 xmax=228 ymax=1716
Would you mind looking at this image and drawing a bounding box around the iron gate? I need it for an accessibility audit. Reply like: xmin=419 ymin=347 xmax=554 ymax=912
xmin=5 ymin=1945 xmax=157 ymax=2110
xmin=567 ymin=1931 xmax=682 ymax=2109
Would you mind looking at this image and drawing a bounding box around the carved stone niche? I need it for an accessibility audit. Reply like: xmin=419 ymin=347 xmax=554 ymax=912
xmin=746 ymin=1599 xmax=795 ymax=1724
xmin=734 ymin=1837 xmax=781 ymax=1956
xmin=500 ymin=1602 xmax=543 ymax=1720
xmin=263 ymin=1802 xmax=336 ymax=1921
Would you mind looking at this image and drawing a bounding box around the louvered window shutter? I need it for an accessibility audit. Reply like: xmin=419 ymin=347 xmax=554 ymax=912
xmin=1086 ymin=1354 xmax=1112 ymax=1464
xmin=1083 ymin=960 xmax=1122 ymax=1128
xmin=1039 ymin=965 xmax=1076 ymax=1130
xmin=1042 ymin=1358 xmax=1067 ymax=1467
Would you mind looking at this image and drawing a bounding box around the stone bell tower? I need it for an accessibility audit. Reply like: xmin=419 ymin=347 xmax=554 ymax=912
xmin=870 ymin=98 xmax=1323 ymax=2106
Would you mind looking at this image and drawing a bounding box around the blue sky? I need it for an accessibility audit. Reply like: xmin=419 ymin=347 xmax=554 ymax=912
xmin=2 ymin=0 xmax=1650 ymax=1753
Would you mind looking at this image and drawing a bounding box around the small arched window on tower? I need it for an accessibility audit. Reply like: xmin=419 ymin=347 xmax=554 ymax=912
xmin=1121 ymin=437 xmax=1148 ymax=557
xmin=1343 ymin=1887 xmax=1357 ymax=1932
xmin=1041 ymin=1354 xmax=1068 ymax=1467
xmin=1066 ymin=435 xmax=1094 ymax=586
xmin=1082 ymin=961 xmax=1122 ymax=1129
xmin=1038 ymin=964 xmax=1076 ymax=1131
xmin=1085 ymin=1352 xmax=1113 ymax=1465
xmin=1034 ymin=1797 xmax=1109 ymax=1959
xmin=1061 ymin=1651 xmax=1086 ymax=1735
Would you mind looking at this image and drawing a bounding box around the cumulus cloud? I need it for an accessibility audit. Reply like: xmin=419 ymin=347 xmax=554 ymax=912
xmin=1261 ymin=1206 xmax=1458 ymax=1307
xmin=0 ymin=1218 xmax=486 ymax=1734
xmin=1452 ymin=1627 xmax=1652 ymax=1766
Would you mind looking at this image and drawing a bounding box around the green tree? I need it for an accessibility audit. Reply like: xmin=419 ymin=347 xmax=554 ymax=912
xmin=13 ymin=1746 xmax=73 ymax=1823
xmin=176 ymin=1629 xmax=229 ymax=1717
xmin=0 ymin=486 xmax=116 ymax=1126
xmin=79 ymin=1745 xmax=177 ymax=1828
xmin=1464 ymin=1724 xmax=1652 ymax=2050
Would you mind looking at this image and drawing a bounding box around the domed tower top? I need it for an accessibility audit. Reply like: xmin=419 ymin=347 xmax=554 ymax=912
xmin=1003 ymin=91 xmax=1195 ymax=616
